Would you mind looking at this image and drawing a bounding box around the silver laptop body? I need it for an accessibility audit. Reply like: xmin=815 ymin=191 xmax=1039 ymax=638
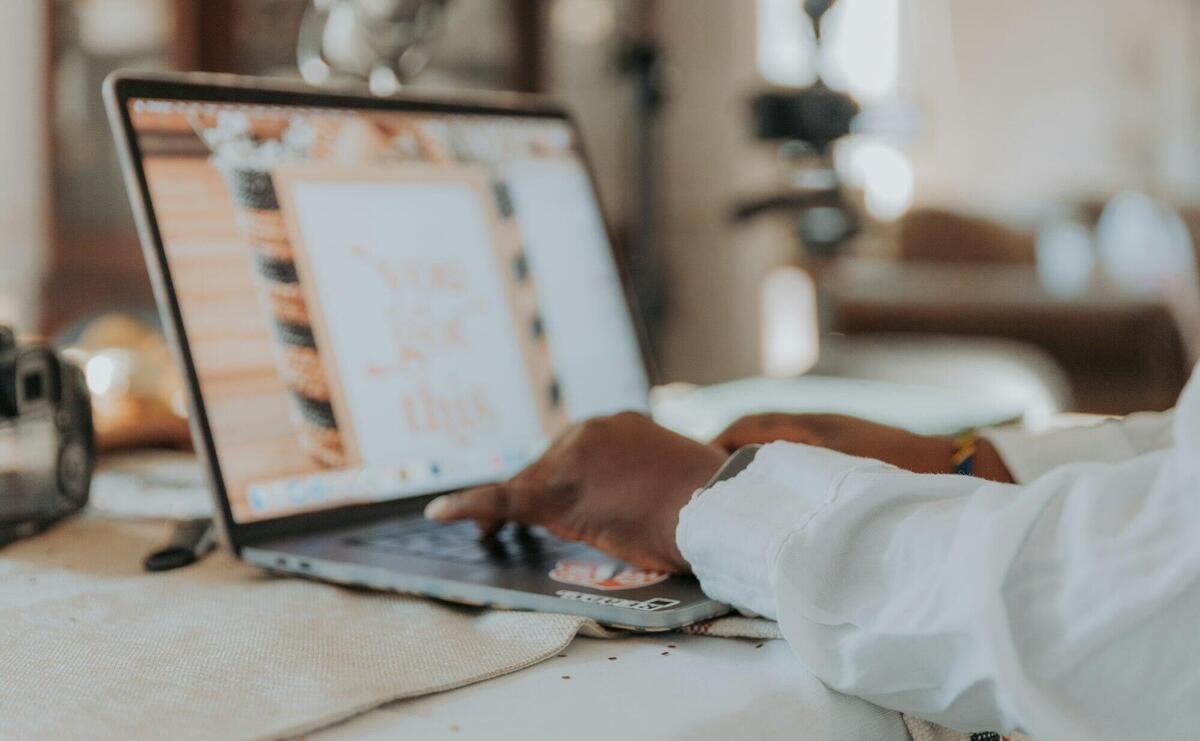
xmin=104 ymin=71 xmax=728 ymax=630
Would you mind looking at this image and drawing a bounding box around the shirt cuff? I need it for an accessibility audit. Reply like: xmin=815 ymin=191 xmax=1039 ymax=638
xmin=676 ymin=442 xmax=890 ymax=618
xmin=984 ymin=421 xmax=1137 ymax=484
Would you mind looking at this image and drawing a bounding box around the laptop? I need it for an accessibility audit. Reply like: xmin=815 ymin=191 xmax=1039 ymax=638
xmin=104 ymin=72 xmax=729 ymax=630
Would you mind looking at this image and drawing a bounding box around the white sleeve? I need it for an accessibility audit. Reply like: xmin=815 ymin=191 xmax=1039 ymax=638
xmin=677 ymin=372 xmax=1200 ymax=738
xmin=985 ymin=409 xmax=1174 ymax=483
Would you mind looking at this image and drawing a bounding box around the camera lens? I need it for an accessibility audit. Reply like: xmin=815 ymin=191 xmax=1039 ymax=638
xmin=21 ymin=371 xmax=44 ymax=404
xmin=15 ymin=357 xmax=51 ymax=412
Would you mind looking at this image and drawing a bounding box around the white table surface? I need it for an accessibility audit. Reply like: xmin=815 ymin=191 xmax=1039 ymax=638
xmin=97 ymin=373 xmax=1005 ymax=741
xmin=317 ymin=631 xmax=908 ymax=740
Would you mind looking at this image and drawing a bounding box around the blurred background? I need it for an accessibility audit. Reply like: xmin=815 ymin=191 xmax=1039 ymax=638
xmin=4 ymin=0 xmax=1200 ymax=447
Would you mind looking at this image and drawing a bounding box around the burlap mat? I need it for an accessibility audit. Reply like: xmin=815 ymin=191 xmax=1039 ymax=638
xmin=903 ymin=720 xmax=1032 ymax=741
xmin=2 ymin=517 xmax=604 ymax=740
xmin=1 ymin=516 xmax=1018 ymax=740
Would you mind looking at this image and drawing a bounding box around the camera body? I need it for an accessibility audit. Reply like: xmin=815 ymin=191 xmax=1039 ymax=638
xmin=0 ymin=328 xmax=95 ymax=546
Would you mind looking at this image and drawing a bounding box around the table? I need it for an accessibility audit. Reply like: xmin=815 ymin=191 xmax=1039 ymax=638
xmin=825 ymin=259 xmax=1190 ymax=414
xmin=85 ymin=370 xmax=1025 ymax=741
xmin=319 ymin=631 xmax=909 ymax=740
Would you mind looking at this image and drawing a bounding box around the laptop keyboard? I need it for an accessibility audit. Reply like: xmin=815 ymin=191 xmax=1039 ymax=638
xmin=343 ymin=518 xmax=575 ymax=565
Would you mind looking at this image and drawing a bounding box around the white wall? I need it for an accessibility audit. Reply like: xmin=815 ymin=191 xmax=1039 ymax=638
xmin=0 ymin=1 xmax=47 ymax=332
xmin=652 ymin=0 xmax=1200 ymax=383
xmin=908 ymin=0 xmax=1200 ymax=222
xmin=544 ymin=0 xmax=637 ymax=230
xmin=655 ymin=0 xmax=792 ymax=382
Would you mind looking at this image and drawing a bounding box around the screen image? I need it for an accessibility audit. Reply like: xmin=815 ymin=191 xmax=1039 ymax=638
xmin=126 ymin=97 xmax=648 ymax=523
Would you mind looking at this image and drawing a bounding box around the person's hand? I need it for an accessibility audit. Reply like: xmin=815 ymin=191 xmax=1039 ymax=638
xmin=713 ymin=413 xmax=1013 ymax=482
xmin=713 ymin=413 xmax=952 ymax=473
xmin=424 ymin=412 xmax=728 ymax=572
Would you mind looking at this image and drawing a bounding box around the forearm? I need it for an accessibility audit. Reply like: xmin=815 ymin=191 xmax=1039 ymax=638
xmin=905 ymin=434 xmax=1014 ymax=482
xmin=909 ymin=405 xmax=1179 ymax=485
xmin=984 ymin=409 xmax=1174 ymax=483
xmin=908 ymin=407 xmax=1177 ymax=486
xmin=973 ymin=437 xmax=1013 ymax=482
xmin=678 ymin=440 xmax=1200 ymax=737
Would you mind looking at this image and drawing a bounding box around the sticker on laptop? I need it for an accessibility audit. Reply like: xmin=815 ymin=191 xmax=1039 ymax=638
xmin=548 ymin=560 xmax=670 ymax=591
xmin=555 ymin=590 xmax=680 ymax=612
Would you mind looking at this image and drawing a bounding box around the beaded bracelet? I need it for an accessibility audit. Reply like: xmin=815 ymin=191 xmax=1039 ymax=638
xmin=951 ymin=432 xmax=978 ymax=476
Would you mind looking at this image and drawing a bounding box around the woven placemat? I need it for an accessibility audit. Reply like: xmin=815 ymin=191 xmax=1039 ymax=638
xmin=1 ymin=517 xmax=593 ymax=739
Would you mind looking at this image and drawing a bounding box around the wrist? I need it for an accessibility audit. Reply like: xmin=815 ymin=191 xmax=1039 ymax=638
xmin=972 ymin=438 xmax=1015 ymax=483
xmin=916 ymin=434 xmax=1013 ymax=482
xmin=905 ymin=434 xmax=960 ymax=474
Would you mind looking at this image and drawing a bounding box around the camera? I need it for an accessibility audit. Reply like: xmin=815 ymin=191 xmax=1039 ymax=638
xmin=0 ymin=328 xmax=95 ymax=546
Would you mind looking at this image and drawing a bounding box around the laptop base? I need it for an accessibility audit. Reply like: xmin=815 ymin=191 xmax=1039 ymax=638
xmin=243 ymin=516 xmax=728 ymax=631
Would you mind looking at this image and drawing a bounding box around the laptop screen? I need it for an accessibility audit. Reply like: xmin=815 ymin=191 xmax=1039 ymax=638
xmin=125 ymin=96 xmax=649 ymax=524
